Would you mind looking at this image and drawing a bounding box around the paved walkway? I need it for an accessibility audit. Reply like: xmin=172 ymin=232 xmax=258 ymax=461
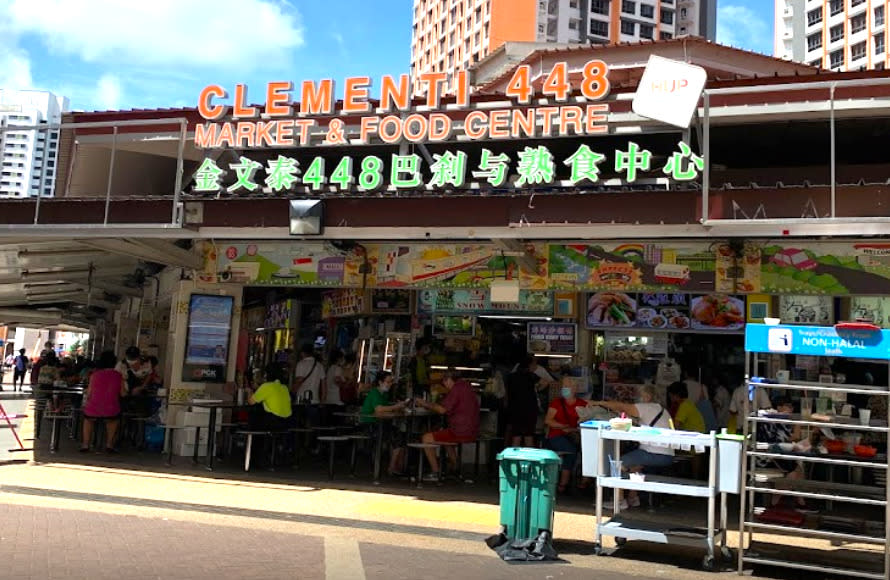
xmin=0 ymin=393 xmax=877 ymax=579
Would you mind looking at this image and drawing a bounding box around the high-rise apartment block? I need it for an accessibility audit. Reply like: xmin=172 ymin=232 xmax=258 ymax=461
xmin=776 ymin=0 xmax=888 ymax=70
xmin=0 ymin=89 xmax=69 ymax=198
xmin=411 ymin=0 xmax=717 ymax=78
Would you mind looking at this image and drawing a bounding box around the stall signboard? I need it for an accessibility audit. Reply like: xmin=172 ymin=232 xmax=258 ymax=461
xmin=778 ymin=295 xmax=833 ymax=325
xmin=528 ymin=322 xmax=577 ymax=354
xmin=850 ymin=296 xmax=890 ymax=329
xmin=322 ymin=289 xmax=366 ymax=318
xmin=418 ymin=289 xmax=552 ymax=315
xmin=219 ymin=242 xmax=365 ymax=287
xmin=190 ymin=60 xmax=707 ymax=194
xmin=182 ymin=294 xmax=234 ymax=383
xmin=746 ymin=324 xmax=890 ymax=359
xmin=587 ymin=292 xmax=745 ymax=332
xmin=369 ymin=289 xmax=412 ymax=314
xmin=433 ymin=315 xmax=475 ymax=337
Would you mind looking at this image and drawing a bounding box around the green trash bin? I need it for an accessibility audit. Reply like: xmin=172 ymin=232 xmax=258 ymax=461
xmin=497 ymin=447 xmax=561 ymax=541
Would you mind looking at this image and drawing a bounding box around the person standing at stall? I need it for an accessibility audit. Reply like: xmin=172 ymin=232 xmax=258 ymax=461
xmin=321 ymin=349 xmax=346 ymax=424
xmin=293 ymin=343 xmax=325 ymax=426
xmin=409 ymin=338 xmax=432 ymax=398
xmin=505 ymin=355 xmax=542 ymax=447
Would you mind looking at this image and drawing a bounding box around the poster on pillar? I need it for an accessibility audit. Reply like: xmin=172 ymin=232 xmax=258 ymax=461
xmin=548 ymin=242 xmax=715 ymax=292
xmin=215 ymin=242 xmax=366 ymax=287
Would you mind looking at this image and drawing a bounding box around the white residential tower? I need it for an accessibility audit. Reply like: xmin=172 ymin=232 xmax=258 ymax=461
xmin=0 ymin=89 xmax=69 ymax=198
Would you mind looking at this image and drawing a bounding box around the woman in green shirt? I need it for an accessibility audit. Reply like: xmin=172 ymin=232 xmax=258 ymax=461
xmin=361 ymin=371 xmax=408 ymax=476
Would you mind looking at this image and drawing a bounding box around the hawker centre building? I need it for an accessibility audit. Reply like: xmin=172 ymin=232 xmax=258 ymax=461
xmin=0 ymin=37 xmax=889 ymax=415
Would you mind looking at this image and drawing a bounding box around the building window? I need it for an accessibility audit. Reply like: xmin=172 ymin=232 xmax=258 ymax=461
xmin=877 ymin=6 xmax=885 ymax=27
xmin=876 ymin=32 xmax=886 ymax=54
xmin=590 ymin=0 xmax=609 ymax=14
xmin=621 ymin=0 xmax=635 ymax=15
xmin=569 ymin=19 xmax=578 ymax=29
xmin=639 ymin=23 xmax=653 ymax=38
xmin=680 ymin=7 xmax=687 ymax=19
xmin=851 ymin=14 xmax=866 ymax=34
xmin=851 ymin=0 xmax=865 ymax=6
xmin=830 ymin=48 xmax=843 ymax=68
xmin=662 ymin=31 xmax=673 ymax=40
xmin=807 ymin=32 xmax=822 ymax=51
xmin=851 ymin=41 xmax=866 ymax=60
xmin=621 ymin=19 xmax=636 ymax=34
xmin=662 ymin=0 xmax=672 ymax=4
xmin=829 ymin=0 xmax=842 ymax=16
xmin=830 ymin=23 xmax=844 ymax=43
xmin=569 ymin=0 xmax=578 ymax=7
xmin=590 ymin=19 xmax=609 ymax=37
xmin=661 ymin=8 xmax=674 ymax=25
xmin=640 ymin=3 xmax=654 ymax=18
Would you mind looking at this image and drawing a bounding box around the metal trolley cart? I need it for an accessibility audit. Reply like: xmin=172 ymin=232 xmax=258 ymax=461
xmin=582 ymin=420 xmax=743 ymax=571
xmin=741 ymin=323 xmax=890 ymax=579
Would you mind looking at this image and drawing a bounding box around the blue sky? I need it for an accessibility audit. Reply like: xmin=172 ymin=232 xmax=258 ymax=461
xmin=0 ymin=0 xmax=775 ymax=112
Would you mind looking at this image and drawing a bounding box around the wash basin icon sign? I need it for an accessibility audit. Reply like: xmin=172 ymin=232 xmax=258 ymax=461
xmin=768 ymin=328 xmax=793 ymax=353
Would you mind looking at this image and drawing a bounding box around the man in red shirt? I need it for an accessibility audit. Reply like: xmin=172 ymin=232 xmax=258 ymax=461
xmin=416 ymin=369 xmax=480 ymax=481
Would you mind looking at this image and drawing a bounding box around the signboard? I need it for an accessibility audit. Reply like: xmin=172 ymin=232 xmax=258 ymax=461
xmin=528 ymin=322 xmax=577 ymax=354
xmin=587 ymin=292 xmax=745 ymax=332
xmin=322 ymin=289 xmax=366 ymax=318
xmin=369 ymin=289 xmax=412 ymax=315
xmin=433 ymin=315 xmax=475 ymax=337
xmin=418 ymin=289 xmax=552 ymax=315
xmin=850 ymin=296 xmax=890 ymax=328
xmin=778 ymin=295 xmax=833 ymax=325
xmin=182 ymin=294 xmax=234 ymax=383
xmin=190 ymin=59 xmax=706 ymax=195
xmin=746 ymin=324 xmax=890 ymax=360
xmin=632 ymin=55 xmax=708 ymax=129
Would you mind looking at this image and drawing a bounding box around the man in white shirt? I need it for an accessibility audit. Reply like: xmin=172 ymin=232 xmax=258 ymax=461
xmin=729 ymin=382 xmax=772 ymax=433
xmin=294 ymin=344 xmax=325 ymax=403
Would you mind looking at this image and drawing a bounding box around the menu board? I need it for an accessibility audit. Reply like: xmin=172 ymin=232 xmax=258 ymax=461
xmin=322 ymin=289 xmax=366 ymax=318
xmin=433 ymin=315 xmax=475 ymax=336
xmin=690 ymin=294 xmax=746 ymax=331
xmin=182 ymin=294 xmax=234 ymax=383
xmin=636 ymin=293 xmax=691 ymax=330
xmin=527 ymin=322 xmax=577 ymax=354
xmin=370 ymin=289 xmax=412 ymax=314
xmin=588 ymin=292 xmax=746 ymax=332
xmin=586 ymin=292 xmax=637 ymax=328
xmin=778 ymin=295 xmax=833 ymax=325
xmin=850 ymin=296 xmax=890 ymax=328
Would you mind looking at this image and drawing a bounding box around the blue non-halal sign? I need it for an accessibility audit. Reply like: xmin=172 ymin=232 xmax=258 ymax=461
xmin=745 ymin=324 xmax=890 ymax=360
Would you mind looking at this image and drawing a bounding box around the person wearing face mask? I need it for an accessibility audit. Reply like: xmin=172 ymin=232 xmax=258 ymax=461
xmin=544 ymin=376 xmax=590 ymax=494
xmin=360 ymin=371 xmax=409 ymax=476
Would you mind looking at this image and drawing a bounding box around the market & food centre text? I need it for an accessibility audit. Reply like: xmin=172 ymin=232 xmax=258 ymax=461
xmin=194 ymin=60 xmax=611 ymax=149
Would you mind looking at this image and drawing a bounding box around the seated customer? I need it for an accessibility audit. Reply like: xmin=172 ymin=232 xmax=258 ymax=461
xmin=247 ymin=363 xmax=293 ymax=431
xmin=80 ymin=351 xmax=127 ymax=453
xmin=592 ymin=385 xmax=673 ymax=509
xmin=667 ymin=381 xmax=707 ymax=433
xmin=757 ymin=396 xmax=810 ymax=510
xmin=416 ymin=369 xmax=480 ymax=481
xmin=544 ymin=377 xmax=590 ymax=493
xmin=361 ymin=371 xmax=409 ymax=476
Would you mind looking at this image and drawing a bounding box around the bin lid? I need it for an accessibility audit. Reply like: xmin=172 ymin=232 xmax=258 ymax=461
xmin=497 ymin=447 xmax=561 ymax=463
xmin=580 ymin=420 xmax=612 ymax=429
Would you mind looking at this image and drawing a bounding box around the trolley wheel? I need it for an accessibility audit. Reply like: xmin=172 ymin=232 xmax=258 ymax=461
xmin=614 ymin=537 xmax=627 ymax=547
xmin=702 ymin=555 xmax=716 ymax=572
xmin=720 ymin=546 xmax=734 ymax=562
xmin=593 ymin=543 xmax=604 ymax=556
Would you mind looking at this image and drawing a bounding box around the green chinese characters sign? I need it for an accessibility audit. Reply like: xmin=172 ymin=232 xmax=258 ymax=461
xmin=191 ymin=141 xmax=704 ymax=194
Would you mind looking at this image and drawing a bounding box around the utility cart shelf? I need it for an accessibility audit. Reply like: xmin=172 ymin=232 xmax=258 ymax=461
xmin=582 ymin=422 xmax=743 ymax=571
xmin=741 ymin=323 xmax=890 ymax=579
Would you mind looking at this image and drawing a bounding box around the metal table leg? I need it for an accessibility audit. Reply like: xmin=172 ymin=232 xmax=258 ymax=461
xmin=206 ymin=407 xmax=219 ymax=471
xmin=373 ymin=423 xmax=384 ymax=484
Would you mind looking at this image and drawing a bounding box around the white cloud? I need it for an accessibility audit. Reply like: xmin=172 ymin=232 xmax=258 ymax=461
xmin=0 ymin=47 xmax=33 ymax=90
xmin=4 ymin=0 xmax=304 ymax=71
xmin=331 ymin=30 xmax=348 ymax=57
xmin=95 ymin=74 xmax=122 ymax=110
xmin=717 ymin=5 xmax=772 ymax=55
